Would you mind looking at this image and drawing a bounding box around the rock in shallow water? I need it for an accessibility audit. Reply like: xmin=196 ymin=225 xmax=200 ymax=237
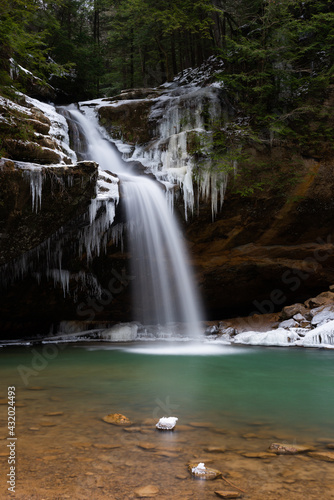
xmin=102 ymin=413 xmax=132 ymax=426
xmin=134 ymin=485 xmax=159 ymax=497
xmin=215 ymin=492 xmax=242 ymax=499
xmin=268 ymin=443 xmax=314 ymax=454
xmin=308 ymin=451 xmax=334 ymax=462
xmin=188 ymin=462 xmax=222 ymax=480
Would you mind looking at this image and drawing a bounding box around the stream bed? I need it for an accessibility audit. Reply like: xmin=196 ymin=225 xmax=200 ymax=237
xmin=1 ymin=342 xmax=334 ymax=499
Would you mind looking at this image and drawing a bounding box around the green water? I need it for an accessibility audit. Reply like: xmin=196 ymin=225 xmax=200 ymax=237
xmin=1 ymin=342 xmax=334 ymax=440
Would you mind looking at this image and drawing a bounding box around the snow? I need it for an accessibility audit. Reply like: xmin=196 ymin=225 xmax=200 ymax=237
xmin=97 ymin=171 xmax=119 ymax=201
xmin=278 ymin=318 xmax=299 ymax=329
xmin=191 ymin=463 xmax=206 ymax=474
xmin=24 ymin=94 xmax=77 ymax=164
xmin=233 ymin=329 xmax=301 ymax=347
xmin=79 ymin=71 xmax=229 ymax=220
xmin=228 ymin=318 xmax=334 ymax=349
xmin=100 ymin=323 xmax=138 ymax=342
xmin=301 ymin=320 xmax=334 ymax=347
xmin=156 ymin=416 xmax=178 ymax=430
xmin=311 ymin=306 xmax=334 ymax=326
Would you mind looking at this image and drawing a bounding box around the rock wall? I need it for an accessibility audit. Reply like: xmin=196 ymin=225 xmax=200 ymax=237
xmin=92 ymin=80 xmax=334 ymax=321
xmin=2 ymin=72 xmax=334 ymax=336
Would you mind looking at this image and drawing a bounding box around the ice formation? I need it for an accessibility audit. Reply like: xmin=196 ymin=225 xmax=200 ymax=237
xmin=224 ymin=317 xmax=334 ymax=349
xmin=156 ymin=416 xmax=178 ymax=430
xmin=79 ymin=65 xmax=231 ymax=220
xmin=0 ymin=101 xmax=120 ymax=296
xmin=191 ymin=463 xmax=206 ymax=474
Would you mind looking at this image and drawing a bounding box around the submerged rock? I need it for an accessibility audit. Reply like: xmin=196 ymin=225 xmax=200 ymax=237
xmin=204 ymin=446 xmax=226 ymax=453
xmin=102 ymin=413 xmax=132 ymax=426
xmin=215 ymin=492 xmax=242 ymax=499
xmin=268 ymin=443 xmax=314 ymax=454
xmin=308 ymin=451 xmax=334 ymax=462
xmin=241 ymin=452 xmax=275 ymax=459
xmin=134 ymin=485 xmax=159 ymax=498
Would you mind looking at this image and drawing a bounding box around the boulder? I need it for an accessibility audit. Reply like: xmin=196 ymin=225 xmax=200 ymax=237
xmin=305 ymin=291 xmax=334 ymax=309
xmin=281 ymin=304 xmax=308 ymax=320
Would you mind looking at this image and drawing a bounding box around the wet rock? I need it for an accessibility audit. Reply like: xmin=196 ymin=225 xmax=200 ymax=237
xmin=242 ymin=433 xmax=258 ymax=439
xmin=241 ymin=452 xmax=275 ymax=459
xmin=189 ymin=421 xmax=214 ymax=428
xmin=134 ymin=485 xmax=159 ymax=497
xmin=73 ymin=442 xmax=92 ymax=448
xmin=5 ymin=139 xmax=62 ymax=164
xmin=281 ymin=304 xmax=308 ymax=320
xmin=268 ymin=443 xmax=314 ymax=454
xmin=305 ymin=291 xmax=334 ymax=309
xmin=93 ymin=443 xmax=121 ymax=449
xmin=176 ymin=474 xmax=188 ymax=480
xmin=155 ymin=450 xmax=179 ymax=458
xmin=99 ymin=101 xmax=152 ymax=145
xmin=123 ymin=426 xmax=142 ymax=433
xmin=137 ymin=442 xmax=156 ymax=451
xmin=141 ymin=418 xmax=157 ymax=426
xmin=43 ymin=455 xmax=59 ymax=461
xmin=102 ymin=413 xmax=133 ymax=426
xmin=308 ymin=451 xmax=334 ymax=462
xmin=204 ymin=446 xmax=226 ymax=453
xmin=176 ymin=424 xmax=194 ymax=431
xmin=188 ymin=462 xmax=222 ymax=480
xmin=215 ymin=492 xmax=242 ymax=499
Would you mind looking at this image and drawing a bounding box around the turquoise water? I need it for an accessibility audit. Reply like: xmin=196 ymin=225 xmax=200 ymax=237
xmin=1 ymin=342 xmax=334 ymax=440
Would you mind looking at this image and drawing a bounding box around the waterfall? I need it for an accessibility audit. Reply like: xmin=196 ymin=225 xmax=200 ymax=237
xmin=65 ymin=107 xmax=203 ymax=335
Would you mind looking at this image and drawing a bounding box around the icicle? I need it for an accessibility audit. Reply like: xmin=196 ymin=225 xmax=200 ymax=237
xmin=23 ymin=169 xmax=44 ymax=212
xmin=89 ymin=198 xmax=98 ymax=223
xmin=46 ymin=269 xmax=70 ymax=297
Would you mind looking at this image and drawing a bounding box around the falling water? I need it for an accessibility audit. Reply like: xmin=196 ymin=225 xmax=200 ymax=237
xmin=64 ymin=106 xmax=203 ymax=335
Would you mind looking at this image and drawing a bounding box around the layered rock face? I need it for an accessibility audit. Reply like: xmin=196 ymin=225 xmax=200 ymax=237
xmin=187 ymin=153 xmax=334 ymax=319
xmin=2 ymin=65 xmax=334 ymax=336
xmin=91 ymin=75 xmax=334 ymax=320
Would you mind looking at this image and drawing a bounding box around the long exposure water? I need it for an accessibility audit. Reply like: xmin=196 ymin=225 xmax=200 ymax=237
xmin=63 ymin=106 xmax=203 ymax=332
xmin=2 ymin=105 xmax=334 ymax=498
xmin=1 ymin=344 xmax=334 ymax=498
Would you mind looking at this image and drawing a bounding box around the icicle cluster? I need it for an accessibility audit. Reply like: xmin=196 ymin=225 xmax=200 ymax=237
xmin=127 ymin=86 xmax=227 ymax=219
xmin=81 ymin=82 xmax=231 ymax=220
